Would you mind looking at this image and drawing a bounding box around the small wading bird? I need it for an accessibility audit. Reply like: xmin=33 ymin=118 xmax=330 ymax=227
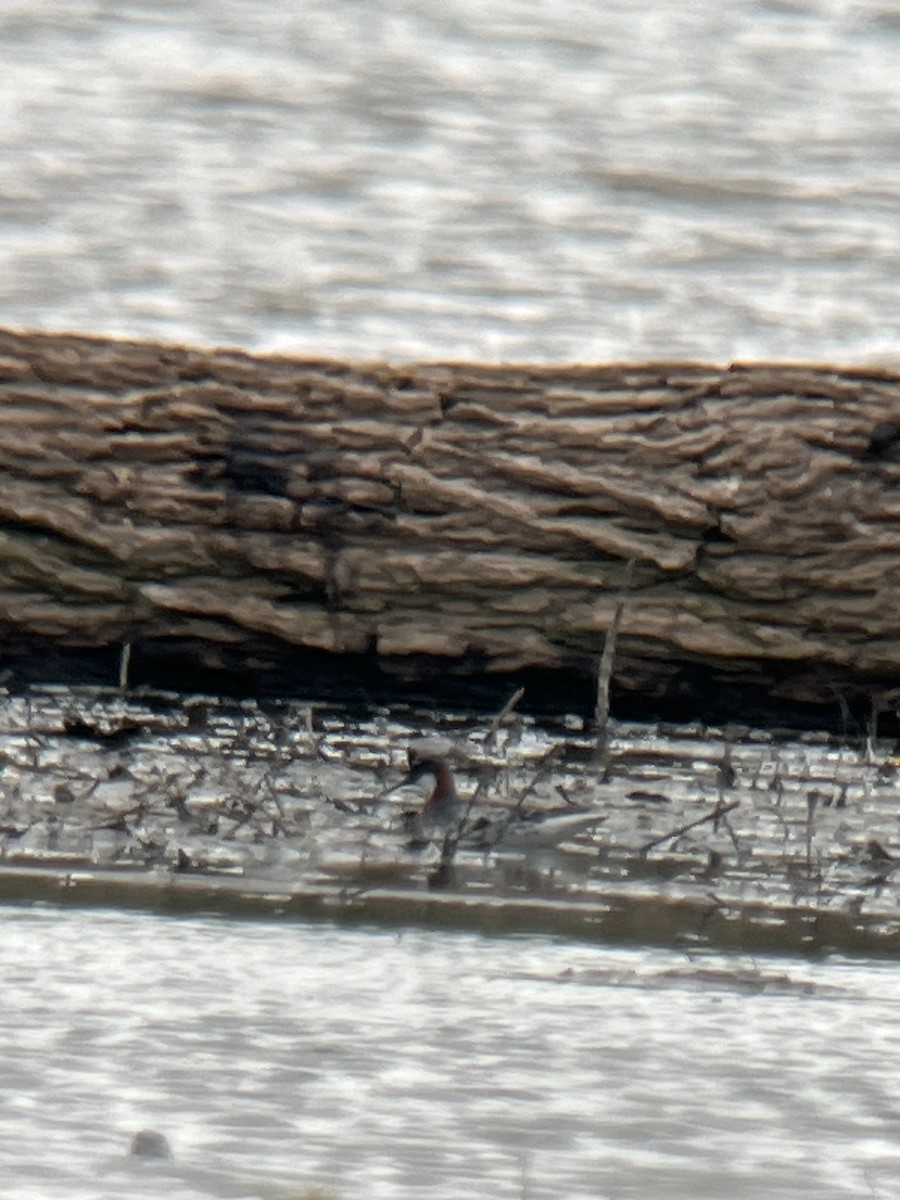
xmin=389 ymin=742 xmax=462 ymax=846
xmin=390 ymin=742 xmax=606 ymax=855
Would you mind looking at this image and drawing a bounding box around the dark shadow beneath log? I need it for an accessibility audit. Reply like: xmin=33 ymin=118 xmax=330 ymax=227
xmin=0 ymin=632 xmax=889 ymax=736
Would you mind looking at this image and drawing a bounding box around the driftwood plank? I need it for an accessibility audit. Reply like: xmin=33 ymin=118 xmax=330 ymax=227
xmin=0 ymin=326 xmax=898 ymax=722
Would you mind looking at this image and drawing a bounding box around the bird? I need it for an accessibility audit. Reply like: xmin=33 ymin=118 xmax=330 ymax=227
xmin=389 ymin=741 xmax=462 ymax=844
xmin=389 ymin=741 xmax=606 ymax=856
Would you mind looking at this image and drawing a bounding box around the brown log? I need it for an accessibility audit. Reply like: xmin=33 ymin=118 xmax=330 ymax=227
xmin=1 ymin=325 xmax=899 ymax=724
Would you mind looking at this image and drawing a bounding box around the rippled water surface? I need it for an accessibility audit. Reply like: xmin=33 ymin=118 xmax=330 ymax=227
xmin=2 ymin=684 xmax=900 ymax=1195
xmin=3 ymin=8 xmax=900 ymax=1190
xmin=1 ymin=905 xmax=900 ymax=1200
xmin=2 ymin=0 xmax=899 ymax=361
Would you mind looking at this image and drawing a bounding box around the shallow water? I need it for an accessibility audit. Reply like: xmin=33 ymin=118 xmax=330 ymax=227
xmin=3 ymin=689 xmax=900 ymax=955
xmin=1 ymin=904 xmax=900 ymax=1200
xmin=1 ymin=0 xmax=899 ymax=363
xmin=3 ymin=691 xmax=900 ymax=1198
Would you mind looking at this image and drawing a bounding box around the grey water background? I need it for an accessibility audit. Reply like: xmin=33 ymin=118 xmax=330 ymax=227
xmin=2 ymin=0 xmax=900 ymax=362
xmin=4 ymin=905 xmax=900 ymax=1200
xmin=4 ymin=2 xmax=900 ymax=1197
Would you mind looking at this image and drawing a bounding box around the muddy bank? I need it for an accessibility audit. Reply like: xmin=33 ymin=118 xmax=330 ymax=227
xmin=1 ymin=686 xmax=898 ymax=955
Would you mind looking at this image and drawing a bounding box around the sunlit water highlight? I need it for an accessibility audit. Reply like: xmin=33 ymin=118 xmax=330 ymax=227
xmin=1 ymin=905 xmax=900 ymax=1200
xmin=2 ymin=0 xmax=899 ymax=362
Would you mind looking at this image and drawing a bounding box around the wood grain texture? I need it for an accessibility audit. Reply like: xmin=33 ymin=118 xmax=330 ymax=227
xmin=1 ymin=326 xmax=898 ymax=715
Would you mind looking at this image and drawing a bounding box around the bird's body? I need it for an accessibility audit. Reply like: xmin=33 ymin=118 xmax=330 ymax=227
xmin=390 ymin=742 xmax=604 ymax=856
xmin=465 ymin=808 xmax=606 ymax=854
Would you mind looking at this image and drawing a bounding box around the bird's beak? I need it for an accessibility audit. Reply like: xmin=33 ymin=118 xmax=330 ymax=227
xmin=378 ymin=762 xmax=425 ymax=799
xmin=381 ymin=772 xmax=414 ymax=797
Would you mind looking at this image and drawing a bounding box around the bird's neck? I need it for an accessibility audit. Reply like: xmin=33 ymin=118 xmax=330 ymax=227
xmin=429 ymin=763 xmax=458 ymax=807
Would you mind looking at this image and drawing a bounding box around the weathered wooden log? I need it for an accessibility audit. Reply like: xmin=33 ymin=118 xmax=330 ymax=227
xmin=1 ymin=325 xmax=899 ymax=724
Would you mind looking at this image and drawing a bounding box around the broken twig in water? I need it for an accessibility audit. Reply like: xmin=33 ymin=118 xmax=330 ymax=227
xmin=484 ymin=686 xmax=525 ymax=750
xmin=118 ymin=641 xmax=132 ymax=692
xmin=513 ymin=744 xmax=565 ymax=815
xmin=638 ymin=800 xmax=740 ymax=856
xmin=593 ymin=560 xmax=634 ymax=768
xmin=594 ymin=601 xmax=623 ymax=734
